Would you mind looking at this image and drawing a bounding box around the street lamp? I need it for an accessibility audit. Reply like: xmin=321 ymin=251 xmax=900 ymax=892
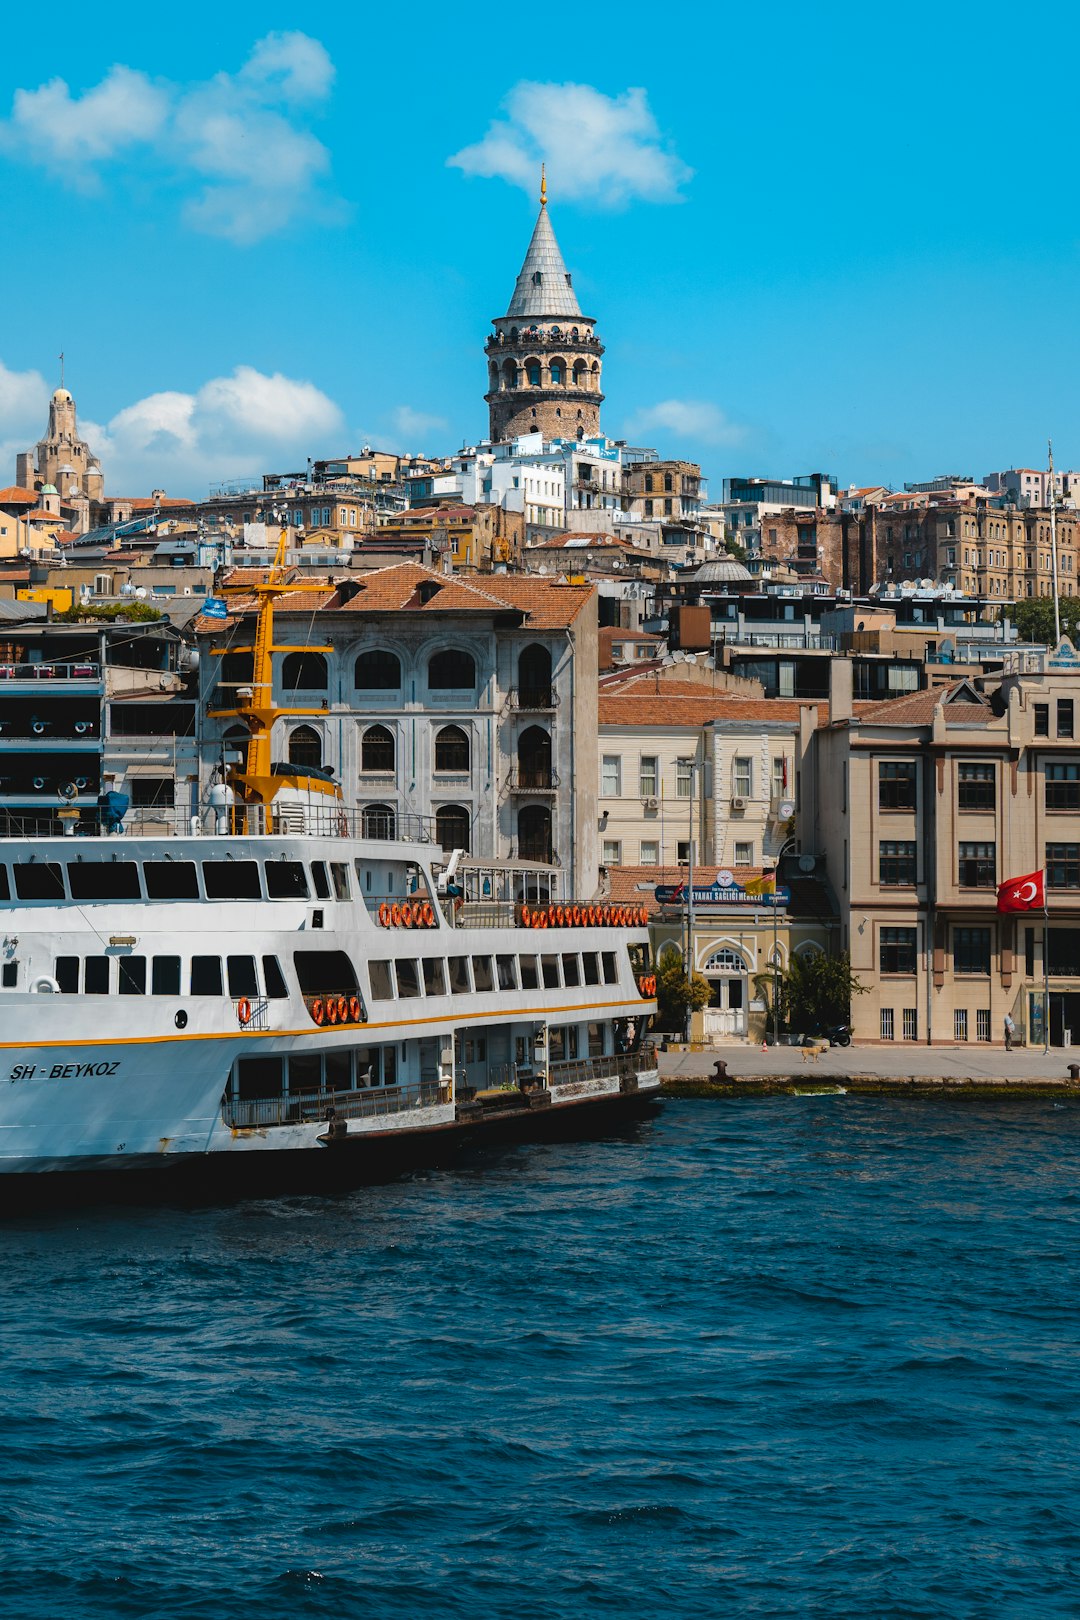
xmin=768 ymin=835 xmax=798 ymax=1047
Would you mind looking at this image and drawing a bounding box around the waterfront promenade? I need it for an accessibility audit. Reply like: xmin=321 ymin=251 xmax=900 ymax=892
xmin=660 ymin=1041 xmax=1080 ymax=1089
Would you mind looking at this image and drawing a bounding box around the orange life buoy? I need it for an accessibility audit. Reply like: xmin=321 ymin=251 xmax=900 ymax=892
xmin=649 ymin=975 xmax=657 ymax=994
xmin=391 ymin=904 xmax=402 ymax=927
xmin=403 ymin=901 xmax=416 ymax=927
xmin=237 ymin=997 xmax=252 ymax=1026
xmin=531 ymin=911 xmax=542 ymax=928
xmin=553 ymin=905 xmax=563 ymax=927
xmin=538 ymin=910 xmax=549 ymax=928
xmin=336 ymin=995 xmax=349 ymax=1023
xmin=348 ymin=995 xmax=362 ymax=1023
xmin=547 ymin=905 xmax=558 ymax=928
xmin=520 ymin=904 xmax=532 ymax=928
xmin=325 ymin=996 xmax=339 ymax=1025
xmin=378 ymin=902 xmax=391 ymax=928
xmin=572 ymin=905 xmax=582 ymax=926
xmin=311 ymin=998 xmax=326 ymax=1025
xmin=421 ymin=902 xmax=435 ymax=928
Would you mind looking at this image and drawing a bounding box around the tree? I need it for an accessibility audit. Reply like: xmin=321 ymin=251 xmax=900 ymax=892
xmin=1007 ymin=596 xmax=1080 ymax=648
xmin=783 ymin=950 xmax=866 ymax=1032
xmin=656 ymin=947 xmax=710 ymax=1031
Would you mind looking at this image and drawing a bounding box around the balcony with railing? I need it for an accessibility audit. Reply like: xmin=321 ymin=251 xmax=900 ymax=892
xmin=223 ymin=1078 xmax=449 ymax=1130
xmin=506 ymin=766 xmax=560 ymax=795
xmin=507 ymin=686 xmax=558 ymax=711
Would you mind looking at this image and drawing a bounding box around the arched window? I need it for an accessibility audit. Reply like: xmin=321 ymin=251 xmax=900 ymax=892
xmin=551 ymin=326 xmax=561 ymax=338
xmin=281 ymin=651 xmax=327 ymax=690
xmin=361 ymin=725 xmax=395 ymax=773
xmin=362 ymin=803 xmax=396 ymax=839
xmin=502 ymin=358 xmax=516 ymax=390
xmin=572 ymin=360 xmax=586 ymax=386
xmin=434 ymin=725 xmax=469 ymax=772
xmin=429 ymin=649 xmax=475 ymax=690
xmin=436 ymin=804 xmax=471 ymax=853
xmin=526 ymin=360 xmax=541 ymax=387
xmin=518 ymin=643 xmax=552 ymax=707
xmin=354 ymin=649 xmax=400 ymax=690
xmin=550 ymin=357 xmax=565 ymax=385
xmin=518 ymin=805 xmax=552 ymax=863
xmin=288 ymin=725 xmax=322 ymax=771
xmin=704 ymin=948 xmax=747 ymax=974
xmin=222 ymin=723 xmax=249 ymax=761
xmin=517 ymin=725 xmax=552 ymax=789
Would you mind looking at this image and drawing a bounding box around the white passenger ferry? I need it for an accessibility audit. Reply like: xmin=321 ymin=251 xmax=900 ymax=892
xmin=0 ymin=547 xmax=658 ymax=1198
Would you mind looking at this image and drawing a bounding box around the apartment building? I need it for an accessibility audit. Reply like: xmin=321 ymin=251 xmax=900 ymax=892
xmin=809 ymin=659 xmax=1080 ymax=1046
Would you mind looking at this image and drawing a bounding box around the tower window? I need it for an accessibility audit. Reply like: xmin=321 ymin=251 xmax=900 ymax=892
xmin=527 ymin=362 xmax=541 ymax=387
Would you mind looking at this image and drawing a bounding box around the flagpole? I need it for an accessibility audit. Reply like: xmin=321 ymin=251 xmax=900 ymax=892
xmin=1049 ymin=438 xmax=1062 ymax=648
xmin=1044 ymin=897 xmax=1050 ymax=1056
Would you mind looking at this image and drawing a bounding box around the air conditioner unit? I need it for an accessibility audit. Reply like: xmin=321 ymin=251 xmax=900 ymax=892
xmin=730 ymin=794 xmax=748 ymax=811
xmin=641 ymin=795 xmax=659 ymax=810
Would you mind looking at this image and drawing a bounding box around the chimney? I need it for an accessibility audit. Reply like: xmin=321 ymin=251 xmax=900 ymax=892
xmin=829 ymin=657 xmax=853 ymax=723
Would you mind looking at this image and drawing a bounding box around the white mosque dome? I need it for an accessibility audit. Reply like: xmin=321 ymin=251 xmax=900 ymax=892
xmin=52 ymin=388 xmax=72 ymax=403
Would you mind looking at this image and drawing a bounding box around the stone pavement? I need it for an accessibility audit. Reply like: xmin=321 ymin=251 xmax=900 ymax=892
xmin=660 ymin=1041 xmax=1076 ymax=1083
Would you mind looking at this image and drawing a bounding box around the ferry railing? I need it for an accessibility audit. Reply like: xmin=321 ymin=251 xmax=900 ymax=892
xmin=222 ymin=1078 xmax=449 ymax=1129
xmin=0 ymin=804 xmax=440 ymax=842
xmin=0 ymin=660 xmax=102 ymax=681
xmin=547 ymin=1045 xmax=658 ymax=1088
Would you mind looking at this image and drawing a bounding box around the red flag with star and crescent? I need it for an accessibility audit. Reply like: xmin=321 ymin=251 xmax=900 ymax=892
xmin=996 ymin=870 xmax=1046 ymax=913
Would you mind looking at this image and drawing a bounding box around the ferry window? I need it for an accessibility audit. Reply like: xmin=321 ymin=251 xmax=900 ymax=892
xmin=550 ymin=1027 xmax=566 ymax=1061
xmin=422 ymin=958 xmax=447 ymax=997
xmin=541 ymin=955 xmax=561 ymax=989
xmin=368 ymin=960 xmax=393 ymax=1001
xmin=68 ymin=861 xmax=142 ymax=901
xmin=601 ymin=952 xmax=619 ymax=985
xmin=152 ymin=956 xmax=181 ymax=995
xmin=562 ymin=954 xmax=581 ymax=987
xmin=1 ymin=963 xmax=15 ymax=987
xmin=144 ymin=860 xmax=200 ymax=900
xmin=227 ymin=956 xmax=259 ymax=998
xmin=496 ymin=954 xmax=517 ymax=990
xmin=311 ymin=862 xmax=331 ymax=900
xmin=325 ymin=1049 xmax=352 ymax=1092
xmin=383 ymin=1046 xmax=398 ymax=1085
xmin=237 ymin=1055 xmax=283 ymax=1101
xmin=202 ymin=861 xmax=262 ymax=901
xmin=293 ymin=951 xmax=358 ymax=994
xmin=262 ymin=956 xmax=289 ymax=999
xmin=448 ymin=956 xmax=471 ymax=994
xmin=582 ymin=952 xmax=600 ymax=986
xmin=191 ymin=956 xmax=223 ymax=995
xmin=84 ymin=957 xmax=110 ymax=995
xmin=588 ymin=1022 xmax=605 ymax=1056
xmin=395 ymin=959 xmax=421 ymax=998
xmin=355 ymin=1049 xmax=379 ymax=1087
xmin=519 ymin=956 xmax=539 ymax=989
xmin=55 ymin=957 xmax=79 ymax=994
xmin=0 ymin=866 xmax=9 ymax=901
xmin=118 ymin=956 xmax=147 ymax=996
xmin=289 ymin=1052 xmax=322 ymax=1093
xmin=265 ymin=861 xmax=309 ymax=899
xmin=330 ymin=863 xmax=350 ymax=900
xmin=471 ymin=956 xmax=494 ymax=992
xmin=14 ymin=862 xmax=65 ymax=901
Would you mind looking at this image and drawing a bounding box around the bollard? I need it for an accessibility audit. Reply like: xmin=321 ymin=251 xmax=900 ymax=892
xmin=712 ymin=1060 xmax=729 ymax=1081
xmin=1068 ymin=1064 xmax=1080 ymax=1081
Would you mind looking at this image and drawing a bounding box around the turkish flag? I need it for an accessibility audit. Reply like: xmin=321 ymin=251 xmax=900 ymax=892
xmin=996 ymin=870 xmax=1045 ymax=913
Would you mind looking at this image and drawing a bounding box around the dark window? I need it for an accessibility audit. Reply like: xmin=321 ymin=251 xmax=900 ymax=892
xmin=395 ymin=960 xmax=421 ymax=997
xmin=1035 ymin=703 xmax=1050 ymax=736
xmin=423 ymin=958 xmax=447 ymax=996
xmin=369 ymin=960 xmax=394 ymax=999
xmin=55 ymin=956 xmax=79 ymax=993
xmin=361 ymin=725 xmax=395 ymax=772
xmin=330 ymin=863 xmax=350 ymax=900
xmin=262 ymin=956 xmax=289 ymax=998
xmin=1 ymin=963 xmax=14 ymax=987
xmin=472 ymin=956 xmax=494 ymax=992
xmin=265 ymin=861 xmax=309 ymax=898
xmin=68 ymin=861 xmax=142 ymax=901
xmin=354 ymin=650 xmax=401 ymax=690
xmin=128 ymin=778 xmax=174 ymax=808
xmin=519 ymin=956 xmax=539 ymax=989
xmin=879 ymin=841 xmax=917 ymax=886
xmin=1047 ymin=929 xmax=1080 ymax=976
xmin=429 ymin=649 xmax=476 ymax=690
xmin=281 ymin=651 xmax=327 ymax=690
xmin=1046 ymin=763 xmax=1080 ymax=811
xmin=562 ymin=954 xmax=581 ymax=987
xmin=958 ymin=763 xmax=995 ymax=812
xmin=362 ymin=804 xmax=396 ymax=838
xmin=190 ymin=956 xmax=223 ymax=995
xmin=434 ymin=726 xmax=470 ymax=772
xmin=541 ymin=955 xmax=560 ymax=989
xmin=582 ymin=952 xmax=600 ymax=985
xmin=144 ymin=861 xmax=200 ymax=900
xmin=1059 ymin=699 xmax=1074 ymax=738
xmin=496 ymin=954 xmax=517 ymax=990
xmin=958 ymin=842 xmax=996 ymax=887
xmin=953 ymin=927 xmax=991 ymax=975
xmin=227 ymin=956 xmax=259 ymax=998
xmin=880 ymin=928 xmax=918 ymax=974
xmin=14 ymin=863 xmax=64 ymax=901
xmin=1047 ymin=843 xmax=1080 ymax=888
xmin=602 ymin=952 xmax=619 ymax=984
xmin=293 ymin=951 xmax=358 ymax=995
xmin=1026 ymin=927 xmax=1036 ymax=977
xmin=448 ymin=956 xmax=470 ymax=993
xmin=202 ymin=861 xmax=261 ymax=900
xmin=287 ymin=726 xmax=322 ymax=771
xmin=152 ymin=956 xmax=181 ymax=995
xmin=118 ymin=956 xmax=146 ymax=996
xmin=311 ymin=862 xmax=331 ymax=899
xmin=84 ymin=957 xmax=110 ymax=994
xmin=436 ymin=805 xmax=470 ymax=854
xmin=878 ymin=761 xmax=917 ymax=810
xmin=0 ymin=867 xmax=8 ymax=900
xmin=236 ymin=1054 xmax=283 ymax=1102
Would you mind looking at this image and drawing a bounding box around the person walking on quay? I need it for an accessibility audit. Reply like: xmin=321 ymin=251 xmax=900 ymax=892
xmin=1004 ymin=1013 xmax=1016 ymax=1051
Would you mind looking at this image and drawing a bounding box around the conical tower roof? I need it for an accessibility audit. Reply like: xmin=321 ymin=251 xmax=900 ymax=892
xmin=504 ymin=178 xmax=583 ymax=321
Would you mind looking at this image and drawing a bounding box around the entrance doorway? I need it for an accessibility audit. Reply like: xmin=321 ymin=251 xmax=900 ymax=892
xmin=1049 ymin=992 xmax=1080 ymax=1047
xmin=702 ymin=948 xmax=748 ymax=1039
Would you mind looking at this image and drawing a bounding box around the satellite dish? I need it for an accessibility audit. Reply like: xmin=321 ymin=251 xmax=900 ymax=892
xmin=798 ymin=853 xmax=815 ymax=873
xmin=673 ymin=650 xmax=687 ymax=663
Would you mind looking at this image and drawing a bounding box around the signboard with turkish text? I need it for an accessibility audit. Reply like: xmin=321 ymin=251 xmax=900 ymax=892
xmin=653 ymin=881 xmax=791 ymax=908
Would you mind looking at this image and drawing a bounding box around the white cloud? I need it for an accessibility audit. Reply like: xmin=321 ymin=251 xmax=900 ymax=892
xmin=449 ymin=82 xmax=690 ymax=207
xmin=0 ymin=34 xmax=339 ymax=243
xmin=0 ymin=360 xmax=50 ymax=436
xmin=83 ymin=366 xmax=345 ymax=495
xmin=625 ymin=399 xmax=747 ymax=448
xmin=390 ymin=405 xmax=448 ymax=444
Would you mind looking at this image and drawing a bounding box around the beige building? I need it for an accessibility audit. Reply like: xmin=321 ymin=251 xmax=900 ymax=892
xmin=16 ymin=384 xmax=105 ymax=535
xmin=809 ymin=659 xmax=1080 ymax=1046
xmin=624 ymin=461 xmax=703 ymax=523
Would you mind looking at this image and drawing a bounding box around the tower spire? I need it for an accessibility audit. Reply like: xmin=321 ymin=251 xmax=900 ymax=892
xmin=540 ymin=164 xmax=546 ymax=207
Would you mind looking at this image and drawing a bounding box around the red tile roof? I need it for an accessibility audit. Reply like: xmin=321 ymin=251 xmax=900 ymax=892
xmin=599 ymin=691 xmax=823 ymax=728
xmin=0 ymin=486 xmax=37 ymax=506
xmin=854 ymin=682 xmax=991 ymax=726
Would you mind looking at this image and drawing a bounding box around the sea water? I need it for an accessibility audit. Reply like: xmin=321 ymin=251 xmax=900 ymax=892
xmin=2 ymin=1097 xmax=1079 ymax=1618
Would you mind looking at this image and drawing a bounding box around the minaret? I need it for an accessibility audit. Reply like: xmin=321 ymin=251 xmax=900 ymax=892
xmin=485 ymin=170 xmax=604 ymax=443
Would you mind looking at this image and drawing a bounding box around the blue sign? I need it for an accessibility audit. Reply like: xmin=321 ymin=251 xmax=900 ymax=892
xmin=201 ymin=596 xmax=228 ymax=619
xmin=653 ymin=882 xmax=791 ymax=908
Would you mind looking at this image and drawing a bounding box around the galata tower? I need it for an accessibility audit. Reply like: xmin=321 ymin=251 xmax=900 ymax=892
xmin=485 ymin=171 xmax=604 ymax=443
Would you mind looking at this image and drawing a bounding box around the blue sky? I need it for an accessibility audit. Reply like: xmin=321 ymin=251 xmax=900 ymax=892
xmin=1 ymin=0 xmax=1077 ymax=498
